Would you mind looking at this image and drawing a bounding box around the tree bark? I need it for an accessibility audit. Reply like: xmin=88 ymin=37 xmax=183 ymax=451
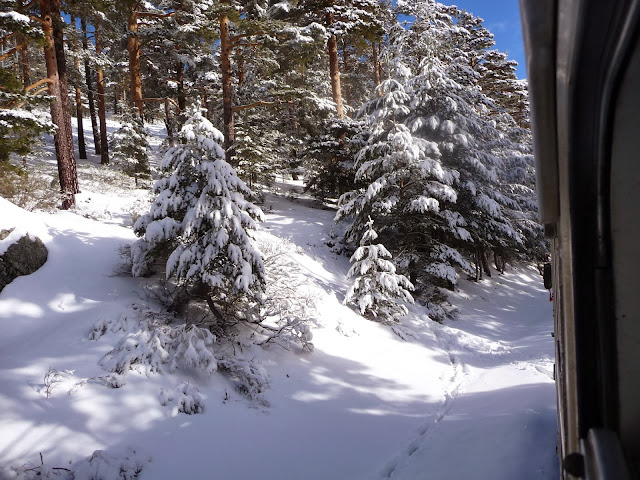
xmin=164 ymin=98 xmax=175 ymax=147
xmin=326 ymin=12 xmax=344 ymax=119
xmin=16 ymin=0 xmax=30 ymax=87
xmin=481 ymin=249 xmax=492 ymax=277
xmin=18 ymin=43 xmax=30 ymax=87
xmin=219 ymin=9 xmax=234 ymax=151
xmin=176 ymin=61 xmax=185 ymax=111
xmin=342 ymin=40 xmax=351 ymax=108
xmin=70 ymin=15 xmax=86 ymax=159
xmin=95 ymin=20 xmax=109 ymax=165
xmin=40 ymin=0 xmax=78 ymax=209
xmin=494 ymin=251 xmax=505 ymax=274
xmin=372 ymin=41 xmax=381 ymax=94
xmin=82 ymin=18 xmax=100 ymax=154
xmin=127 ymin=4 xmax=144 ymax=118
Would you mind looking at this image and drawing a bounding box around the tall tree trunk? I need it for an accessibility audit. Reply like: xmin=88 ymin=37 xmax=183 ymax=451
xmin=494 ymin=251 xmax=505 ymax=274
xmin=19 ymin=44 xmax=30 ymax=87
xmin=70 ymin=15 xmax=86 ymax=159
xmin=372 ymin=41 xmax=381 ymax=94
xmin=481 ymin=249 xmax=492 ymax=277
xmin=164 ymin=98 xmax=175 ymax=147
xmin=82 ymin=18 xmax=100 ymax=154
xmin=16 ymin=0 xmax=30 ymax=87
xmin=326 ymin=12 xmax=343 ymax=119
xmin=95 ymin=21 xmax=109 ymax=165
xmin=219 ymin=9 xmax=234 ymax=151
xmin=40 ymin=0 xmax=78 ymax=209
xmin=176 ymin=61 xmax=185 ymax=111
xmin=127 ymin=4 xmax=143 ymax=118
xmin=342 ymin=40 xmax=351 ymax=108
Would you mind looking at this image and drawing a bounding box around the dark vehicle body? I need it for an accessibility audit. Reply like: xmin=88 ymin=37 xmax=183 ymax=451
xmin=520 ymin=0 xmax=640 ymax=478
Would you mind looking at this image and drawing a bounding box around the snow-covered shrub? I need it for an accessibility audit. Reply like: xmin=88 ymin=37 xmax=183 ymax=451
xmin=0 ymin=163 xmax=63 ymax=212
xmin=72 ymin=447 xmax=150 ymax=480
xmin=110 ymin=107 xmax=152 ymax=178
xmin=4 ymin=447 xmax=150 ymax=480
xmin=4 ymin=461 xmax=71 ymax=480
xmin=91 ymin=308 xmax=218 ymax=377
xmin=41 ymin=367 xmax=74 ymax=398
xmin=257 ymin=236 xmax=316 ymax=352
xmin=75 ymin=162 xmax=138 ymax=193
xmin=216 ymin=353 xmax=270 ymax=405
xmin=344 ymin=218 xmax=414 ymax=322
xmin=131 ymin=103 xmax=265 ymax=334
xmin=89 ymin=306 xmax=273 ymax=404
xmin=159 ymin=382 xmax=205 ymax=415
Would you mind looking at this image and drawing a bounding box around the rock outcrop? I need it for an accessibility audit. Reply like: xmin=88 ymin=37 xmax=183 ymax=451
xmin=0 ymin=228 xmax=48 ymax=292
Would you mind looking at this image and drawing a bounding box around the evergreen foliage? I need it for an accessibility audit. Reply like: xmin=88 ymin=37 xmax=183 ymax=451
xmin=0 ymin=9 xmax=51 ymax=163
xmin=344 ymin=218 xmax=414 ymax=322
xmin=110 ymin=106 xmax=152 ymax=177
xmin=132 ymin=104 xmax=265 ymax=327
xmin=337 ymin=0 xmax=540 ymax=298
xmin=0 ymin=0 xmax=543 ymax=310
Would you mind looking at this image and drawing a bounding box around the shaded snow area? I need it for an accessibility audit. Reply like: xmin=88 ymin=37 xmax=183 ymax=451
xmin=0 ymin=124 xmax=557 ymax=480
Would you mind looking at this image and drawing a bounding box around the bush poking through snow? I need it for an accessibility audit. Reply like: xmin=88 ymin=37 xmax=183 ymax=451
xmin=0 ymin=163 xmax=63 ymax=212
xmin=159 ymin=383 xmax=205 ymax=415
xmin=216 ymin=354 xmax=270 ymax=405
xmin=73 ymin=447 xmax=150 ymax=480
xmin=90 ymin=308 xmax=218 ymax=377
xmin=89 ymin=307 xmax=271 ymax=404
xmin=5 ymin=448 xmax=150 ymax=480
xmin=41 ymin=367 xmax=74 ymax=399
xmin=256 ymin=236 xmax=316 ymax=352
xmin=344 ymin=218 xmax=415 ymax=322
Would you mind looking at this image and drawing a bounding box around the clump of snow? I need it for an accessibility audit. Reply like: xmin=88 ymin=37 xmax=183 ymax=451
xmin=0 ymin=198 xmax=51 ymax=256
xmin=159 ymin=383 xmax=205 ymax=415
xmin=4 ymin=447 xmax=150 ymax=480
xmin=73 ymin=447 xmax=150 ymax=480
xmin=91 ymin=307 xmax=218 ymax=377
xmin=216 ymin=354 xmax=270 ymax=405
xmin=0 ymin=11 xmax=31 ymax=24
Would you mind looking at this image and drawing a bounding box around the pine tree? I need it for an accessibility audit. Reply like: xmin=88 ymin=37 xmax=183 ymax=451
xmin=337 ymin=0 xmax=541 ymax=297
xmin=110 ymin=106 xmax=151 ymax=178
xmin=344 ymin=218 xmax=414 ymax=322
xmin=336 ymin=77 xmax=472 ymax=292
xmin=132 ymin=103 xmax=265 ymax=327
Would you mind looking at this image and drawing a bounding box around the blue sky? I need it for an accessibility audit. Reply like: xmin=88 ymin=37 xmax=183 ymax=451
xmin=446 ymin=0 xmax=527 ymax=78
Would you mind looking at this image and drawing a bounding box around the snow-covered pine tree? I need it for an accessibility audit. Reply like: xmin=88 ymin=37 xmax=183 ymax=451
xmin=132 ymin=103 xmax=265 ymax=330
xmin=391 ymin=0 xmax=528 ymax=277
xmin=110 ymin=106 xmax=151 ymax=178
xmin=336 ymin=75 xmax=472 ymax=294
xmin=344 ymin=217 xmax=414 ymax=322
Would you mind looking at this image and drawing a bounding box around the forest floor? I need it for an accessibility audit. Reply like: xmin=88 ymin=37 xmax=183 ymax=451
xmin=0 ymin=120 xmax=558 ymax=479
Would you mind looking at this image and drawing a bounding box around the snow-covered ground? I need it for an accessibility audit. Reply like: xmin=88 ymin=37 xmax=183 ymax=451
xmin=0 ymin=121 xmax=558 ymax=479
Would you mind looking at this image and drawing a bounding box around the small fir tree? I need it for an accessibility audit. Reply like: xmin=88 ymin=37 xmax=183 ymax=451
xmin=344 ymin=218 xmax=414 ymax=322
xmin=110 ymin=107 xmax=151 ymax=178
xmin=132 ymin=103 xmax=265 ymax=326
